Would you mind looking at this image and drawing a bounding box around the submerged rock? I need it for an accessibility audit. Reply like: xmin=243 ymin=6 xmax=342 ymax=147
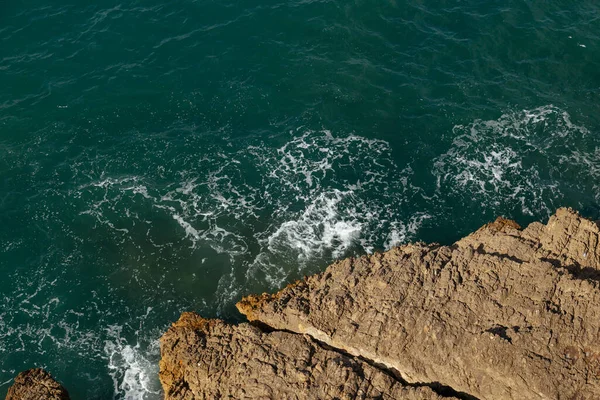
xmin=161 ymin=208 xmax=600 ymax=399
xmin=5 ymin=369 xmax=70 ymax=400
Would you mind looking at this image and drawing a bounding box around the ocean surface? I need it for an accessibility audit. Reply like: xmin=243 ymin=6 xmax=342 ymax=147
xmin=1 ymin=0 xmax=599 ymax=398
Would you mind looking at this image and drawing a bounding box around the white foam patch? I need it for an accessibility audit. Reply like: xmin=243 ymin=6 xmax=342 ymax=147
xmin=266 ymin=190 xmax=360 ymax=262
xmin=105 ymin=324 xmax=160 ymax=400
xmin=433 ymin=105 xmax=594 ymax=216
xmin=384 ymin=213 xmax=432 ymax=251
xmin=241 ymin=130 xmax=423 ymax=287
xmin=172 ymin=214 xmax=201 ymax=241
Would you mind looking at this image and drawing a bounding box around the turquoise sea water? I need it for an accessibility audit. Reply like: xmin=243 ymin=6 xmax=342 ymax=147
xmin=1 ymin=1 xmax=599 ymax=398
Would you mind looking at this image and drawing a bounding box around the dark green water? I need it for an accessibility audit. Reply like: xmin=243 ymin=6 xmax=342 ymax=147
xmin=1 ymin=1 xmax=599 ymax=398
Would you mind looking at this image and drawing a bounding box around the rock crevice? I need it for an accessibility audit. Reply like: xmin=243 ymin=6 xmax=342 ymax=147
xmin=247 ymin=316 xmax=474 ymax=399
xmin=160 ymin=312 xmax=453 ymax=400
xmin=161 ymin=207 xmax=600 ymax=400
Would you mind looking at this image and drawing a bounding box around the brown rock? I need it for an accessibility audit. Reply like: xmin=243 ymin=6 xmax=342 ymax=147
xmin=5 ymin=369 xmax=69 ymax=400
xmin=237 ymin=208 xmax=600 ymax=400
xmin=159 ymin=312 xmax=453 ymax=400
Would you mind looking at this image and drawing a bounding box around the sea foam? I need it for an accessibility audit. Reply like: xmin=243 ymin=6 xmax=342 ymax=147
xmin=433 ymin=105 xmax=594 ymax=216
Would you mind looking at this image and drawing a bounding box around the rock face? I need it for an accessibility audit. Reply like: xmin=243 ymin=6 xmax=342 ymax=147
xmin=5 ymin=369 xmax=70 ymax=400
xmin=161 ymin=208 xmax=600 ymax=400
xmin=160 ymin=312 xmax=451 ymax=400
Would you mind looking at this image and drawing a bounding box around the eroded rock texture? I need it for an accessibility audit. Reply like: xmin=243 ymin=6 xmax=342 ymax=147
xmin=5 ymin=368 xmax=70 ymax=400
xmin=159 ymin=312 xmax=451 ymax=400
xmin=237 ymin=208 xmax=600 ymax=400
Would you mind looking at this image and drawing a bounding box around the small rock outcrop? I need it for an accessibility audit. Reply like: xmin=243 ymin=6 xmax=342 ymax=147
xmin=5 ymin=369 xmax=70 ymax=400
xmin=160 ymin=312 xmax=451 ymax=400
xmin=160 ymin=208 xmax=600 ymax=399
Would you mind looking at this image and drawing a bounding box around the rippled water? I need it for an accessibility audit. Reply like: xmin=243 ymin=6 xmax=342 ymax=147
xmin=1 ymin=1 xmax=599 ymax=398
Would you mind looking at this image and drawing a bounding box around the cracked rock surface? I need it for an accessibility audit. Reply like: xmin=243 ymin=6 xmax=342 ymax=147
xmin=5 ymin=369 xmax=70 ymax=400
xmin=159 ymin=312 xmax=451 ymax=400
xmin=160 ymin=208 xmax=600 ymax=400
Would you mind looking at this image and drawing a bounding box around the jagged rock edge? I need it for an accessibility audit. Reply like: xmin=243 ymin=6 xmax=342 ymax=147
xmin=162 ymin=208 xmax=600 ymax=399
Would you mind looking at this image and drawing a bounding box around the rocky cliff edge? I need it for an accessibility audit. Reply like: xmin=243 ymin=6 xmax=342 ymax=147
xmin=161 ymin=208 xmax=600 ymax=400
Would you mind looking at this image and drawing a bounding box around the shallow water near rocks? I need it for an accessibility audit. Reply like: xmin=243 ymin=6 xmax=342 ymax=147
xmin=1 ymin=1 xmax=599 ymax=398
